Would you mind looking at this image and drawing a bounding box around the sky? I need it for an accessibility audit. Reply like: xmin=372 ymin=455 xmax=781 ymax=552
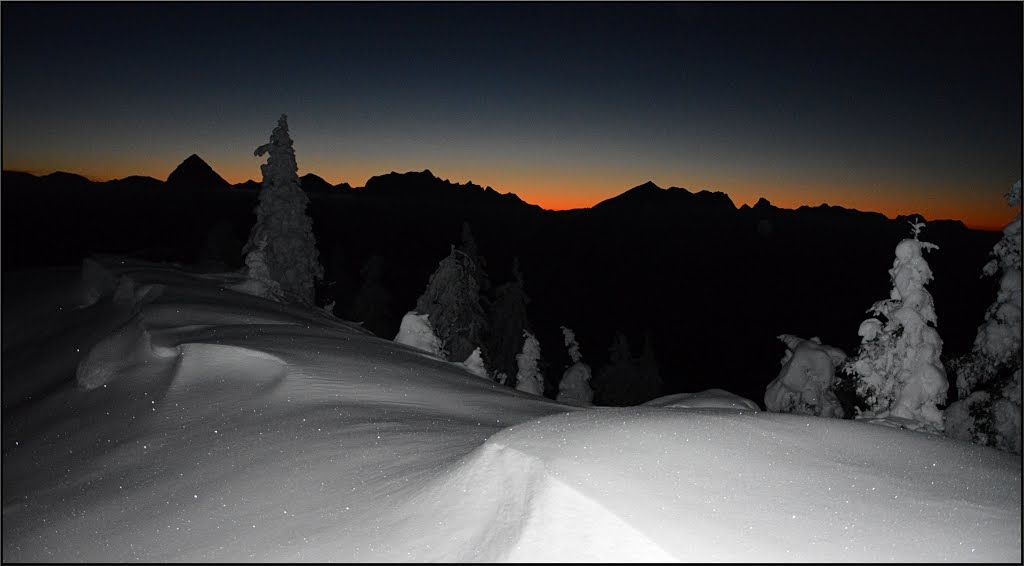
xmin=2 ymin=2 xmax=1021 ymax=229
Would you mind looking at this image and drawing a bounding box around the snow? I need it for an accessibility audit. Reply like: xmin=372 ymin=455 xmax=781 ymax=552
xmin=2 ymin=258 xmax=1020 ymax=562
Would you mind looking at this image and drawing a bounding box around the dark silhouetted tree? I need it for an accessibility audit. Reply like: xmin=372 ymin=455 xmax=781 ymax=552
xmin=350 ymin=255 xmax=393 ymax=337
xmin=593 ymin=331 xmax=661 ymax=406
xmin=485 ymin=257 xmax=531 ymax=385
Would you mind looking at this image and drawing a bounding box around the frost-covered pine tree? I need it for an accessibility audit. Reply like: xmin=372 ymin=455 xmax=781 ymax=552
xmin=557 ymin=326 xmax=593 ymax=406
xmin=842 ymin=218 xmax=948 ymax=431
xmin=243 ymin=114 xmax=323 ymax=304
xmin=485 ymin=258 xmax=531 ymax=384
xmin=414 ymin=244 xmax=488 ymax=362
xmin=945 ymin=180 xmax=1022 ymax=453
xmin=514 ymin=330 xmax=544 ymax=396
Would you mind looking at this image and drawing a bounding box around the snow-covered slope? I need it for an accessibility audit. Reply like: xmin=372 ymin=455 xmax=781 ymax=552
xmin=2 ymin=258 xmax=1020 ymax=562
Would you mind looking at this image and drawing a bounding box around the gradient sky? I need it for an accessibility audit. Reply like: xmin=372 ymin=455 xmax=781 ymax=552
xmin=2 ymin=2 xmax=1021 ymax=229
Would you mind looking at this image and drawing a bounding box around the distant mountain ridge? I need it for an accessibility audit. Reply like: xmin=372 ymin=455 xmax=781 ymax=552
xmin=1 ymin=153 xmax=974 ymax=230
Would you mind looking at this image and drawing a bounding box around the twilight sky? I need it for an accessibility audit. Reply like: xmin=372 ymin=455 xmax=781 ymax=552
xmin=2 ymin=2 xmax=1021 ymax=229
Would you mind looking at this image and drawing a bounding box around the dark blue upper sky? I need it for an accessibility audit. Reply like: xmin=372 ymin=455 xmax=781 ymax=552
xmin=2 ymin=2 xmax=1021 ymax=227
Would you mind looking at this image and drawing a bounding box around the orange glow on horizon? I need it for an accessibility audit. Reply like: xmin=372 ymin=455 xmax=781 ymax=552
xmin=4 ymin=159 xmax=1016 ymax=232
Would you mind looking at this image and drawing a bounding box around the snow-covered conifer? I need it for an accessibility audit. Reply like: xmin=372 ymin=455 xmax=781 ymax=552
xmin=415 ymin=245 xmax=488 ymax=362
xmin=514 ymin=330 xmax=544 ymax=396
xmin=461 ymin=347 xmax=489 ymax=379
xmin=243 ymin=114 xmax=323 ymax=304
xmin=394 ymin=312 xmax=443 ymax=357
xmin=557 ymin=326 xmax=593 ymax=406
xmin=842 ymin=219 xmax=948 ymax=431
xmin=945 ymin=180 xmax=1022 ymax=453
xmin=765 ymin=334 xmax=846 ymax=417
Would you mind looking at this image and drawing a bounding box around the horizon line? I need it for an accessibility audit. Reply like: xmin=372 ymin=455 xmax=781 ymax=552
xmin=1 ymin=164 xmax=1011 ymax=233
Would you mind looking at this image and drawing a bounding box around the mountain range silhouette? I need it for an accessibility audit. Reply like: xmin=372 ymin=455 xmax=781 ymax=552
xmin=1 ymin=153 xmax=999 ymax=405
xmin=1 ymin=153 xmax=969 ymax=228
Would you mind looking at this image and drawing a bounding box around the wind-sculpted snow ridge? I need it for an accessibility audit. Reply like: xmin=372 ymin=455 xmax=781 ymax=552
xmin=2 ymin=257 xmax=1020 ymax=562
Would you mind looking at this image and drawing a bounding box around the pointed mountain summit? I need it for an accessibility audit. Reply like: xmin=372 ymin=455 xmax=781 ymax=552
xmin=167 ymin=154 xmax=229 ymax=189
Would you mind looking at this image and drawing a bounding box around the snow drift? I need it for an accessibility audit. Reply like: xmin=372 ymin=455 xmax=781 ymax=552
xmin=2 ymin=258 xmax=1020 ymax=562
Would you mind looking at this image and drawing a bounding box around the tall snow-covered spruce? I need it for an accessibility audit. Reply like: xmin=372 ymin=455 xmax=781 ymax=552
xmin=945 ymin=179 xmax=1022 ymax=453
xmin=842 ymin=219 xmax=948 ymax=431
xmin=243 ymin=114 xmax=323 ymax=305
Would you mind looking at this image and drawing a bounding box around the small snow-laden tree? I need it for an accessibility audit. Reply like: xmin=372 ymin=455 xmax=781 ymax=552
xmin=243 ymin=114 xmax=323 ymax=305
xmin=515 ymin=330 xmax=544 ymax=396
xmin=461 ymin=347 xmax=489 ymax=379
xmin=946 ymin=179 xmax=1022 ymax=453
xmin=415 ymin=245 xmax=488 ymax=362
xmin=764 ymin=334 xmax=846 ymax=418
xmin=394 ymin=312 xmax=443 ymax=357
xmin=842 ymin=219 xmax=949 ymax=432
xmin=557 ymin=326 xmax=593 ymax=406
xmin=485 ymin=258 xmax=530 ymax=384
